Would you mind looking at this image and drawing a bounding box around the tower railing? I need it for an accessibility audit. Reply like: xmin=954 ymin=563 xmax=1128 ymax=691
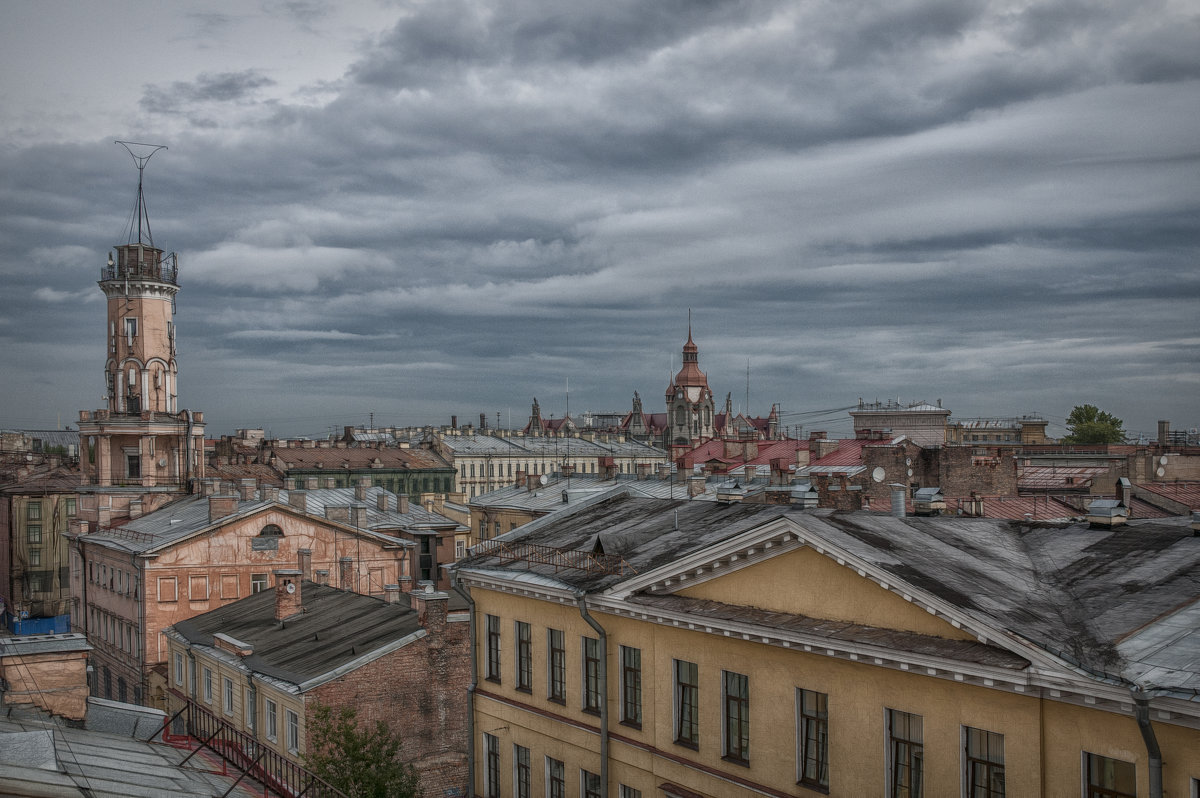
xmin=101 ymin=251 xmax=178 ymax=285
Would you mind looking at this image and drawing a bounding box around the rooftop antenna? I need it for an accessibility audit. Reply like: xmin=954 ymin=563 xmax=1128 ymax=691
xmin=115 ymin=140 xmax=167 ymax=247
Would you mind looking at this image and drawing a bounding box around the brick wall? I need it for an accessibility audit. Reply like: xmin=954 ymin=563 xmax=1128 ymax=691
xmin=938 ymin=446 xmax=1018 ymax=497
xmin=309 ymin=612 xmax=469 ymax=796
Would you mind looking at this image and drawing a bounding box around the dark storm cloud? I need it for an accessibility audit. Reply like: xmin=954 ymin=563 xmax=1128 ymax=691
xmin=1 ymin=0 xmax=1198 ymax=438
xmin=140 ymin=70 xmax=276 ymax=113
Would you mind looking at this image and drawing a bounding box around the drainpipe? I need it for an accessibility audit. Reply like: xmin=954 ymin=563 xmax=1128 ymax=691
xmin=575 ymin=591 xmax=609 ymax=798
xmin=451 ymin=575 xmax=477 ymax=797
xmin=184 ymin=409 xmax=195 ymax=492
xmin=1131 ymin=689 xmax=1163 ymax=798
xmin=246 ymin=674 xmax=258 ymax=740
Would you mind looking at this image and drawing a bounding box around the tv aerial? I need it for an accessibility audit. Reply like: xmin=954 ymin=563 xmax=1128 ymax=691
xmin=115 ymin=140 xmax=167 ymax=248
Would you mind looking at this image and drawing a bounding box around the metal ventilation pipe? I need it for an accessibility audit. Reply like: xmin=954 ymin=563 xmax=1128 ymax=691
xmin=890 ymin=484 xmax=906 ymax=518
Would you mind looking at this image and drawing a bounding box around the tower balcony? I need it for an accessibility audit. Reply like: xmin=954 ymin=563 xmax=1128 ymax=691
xmin=100 ymin=244 xmax=178 ymax=286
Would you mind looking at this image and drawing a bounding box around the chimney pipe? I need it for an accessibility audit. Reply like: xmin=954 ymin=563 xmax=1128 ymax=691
xmin=273 ymin=569 xmax=303 ymax=622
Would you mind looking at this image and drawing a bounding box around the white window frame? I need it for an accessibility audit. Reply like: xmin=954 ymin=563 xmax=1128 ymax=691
xmin=265 ymin=698 xmax=278 ymax=741
xmin=173 ymin=652 xmax=184 ymax=686
xmin=223 ymin=677 xmax=234 ymax=716
xmin=203 ymin=667 xmax=213 ymax=704
xmin=286 ymin=709 xmax=299 ymax=753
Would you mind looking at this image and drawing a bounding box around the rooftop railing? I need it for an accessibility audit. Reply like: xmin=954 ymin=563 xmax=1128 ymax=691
xmin=471 ymin=538 xmax=637 ymax=576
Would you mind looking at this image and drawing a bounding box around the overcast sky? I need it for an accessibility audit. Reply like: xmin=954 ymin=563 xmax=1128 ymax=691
xmin=2 ymin=0 xmax=1197 ymax=440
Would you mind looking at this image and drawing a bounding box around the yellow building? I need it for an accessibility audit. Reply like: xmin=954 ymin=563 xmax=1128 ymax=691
xmin=452 ymin=497 xmax=1200 ymax=798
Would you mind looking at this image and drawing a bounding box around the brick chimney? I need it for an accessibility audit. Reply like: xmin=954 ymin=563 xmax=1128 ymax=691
xmin=409 ymin=583 xmax=448 ymax=633
xmin=262 ymin=485 xmax=280 ymax=502
xmin=239 ymin=479 xmax=257 ymax=501
xmin=354 ymin=478 xmax=368 ymax=501
xmin=273 ymin=569 xmax=303 ymax=621
xmin=315 ymin=569 xmax=330 ymax=586
xmin=397 ymin=494 xmax=409 ymax=513
xmin=304 ymin=476 xmax=319 ymax=489
xmin=376 ymin=493 xmax=391 ymax=512
xmin=209 ymin=495 xmax=239 ymax=522
xmin=325 ymin=505 xmax=350 ymax=523
xmin=351 ymin=504 xmax=368 ymax=529
xmin=515 ymin=470 xmax=527 ymax=488
xmin=288 ymin=490 xmax=308 ymax=514
xmin=687 ymin=475 xmax=706 ymax=498
xmin=384 ymin=584 xmax=401 ymax=604
xmin=129 ymin=499 xmax=143 ymax=519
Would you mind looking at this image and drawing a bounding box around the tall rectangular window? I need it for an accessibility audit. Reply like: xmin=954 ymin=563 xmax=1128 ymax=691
xmin=621 ymin=645 xmax=642 ymax=727
xmin=582 ymin=769 xmax=602 ymax=798
xmin=547 ymin=757 xmax=565 ymax=798
xmin=223 ymin=677 xmax=234 ymax=715
xmin=515 ymin=621 xmax=532 ymax=692
xmin=483 ymin=733 xmax=500 ymax=798
xmin=27 ymin=524 xmax=41 ymax=544
xmin=674 ymin=659 xmax=699 ymax=748
xmin=965 ymin=727 xmax=1004 ymax=798
xmin=514 ymin=743 xmax=530 ymax=798
xmin=286 ymin=709 xmax=299 ymax=753
xmin=266 ymin=699 xmax=278 ymax=741
xmin=582 ymin=636 xmax=601 ymax=714
xmin=619 ymin=787 xmax=642 ymax=798
xmin=26 ymin=502 xmax=42 ymax=521
xmin=723 ymin=670 xmax=749 ymax=764
xmin=548 ymin=628 xmax=565 ymax=703
xmin=1085 ymin=753 xmax=1135 ymax=798
xmin=798 ymin=688 xmax=829 ymax=789
xmin=174 ymin=652 xmax=184 ymax=686
xmin=887 ymin=709 xmax=923 ymax=798
xmin=485 ymin=614 xmax=501 ymax=683
xmin=203 ymin=667 xmax=213 ymax=704
xmin=251 ymin=573 xmax=268 ymax=593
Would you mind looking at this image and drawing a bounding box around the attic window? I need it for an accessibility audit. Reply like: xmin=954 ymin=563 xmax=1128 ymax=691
xmin=253 ymin=524 xmax=283 ymax=551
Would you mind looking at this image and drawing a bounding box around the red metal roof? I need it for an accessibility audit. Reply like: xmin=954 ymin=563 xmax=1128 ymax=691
xmin=1137 ymin=481 xmax=1200 ymax=509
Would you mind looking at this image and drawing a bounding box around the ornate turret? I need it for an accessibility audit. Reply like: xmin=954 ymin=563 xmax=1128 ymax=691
xmin=665 ymin=323 xmax=715 ymax=450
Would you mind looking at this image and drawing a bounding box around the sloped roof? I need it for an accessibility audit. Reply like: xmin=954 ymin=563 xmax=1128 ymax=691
xmin=270 ymin=446 xmax=452 ymax=471
xmin=170 ymin=583 xmax=426 ymax=686
xmin=1138 ymin=481 xmax=1200 ymax=509
xmin=457 ymin=495 xmax=1200 ymax=694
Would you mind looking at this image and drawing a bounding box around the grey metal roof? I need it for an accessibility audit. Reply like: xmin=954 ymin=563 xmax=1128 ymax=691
xmin=438 ymin=434 xmax=667 ymax=459
xmin=0 ymin=704 xmax=261 ymax=797
xmin=171 ymin=582 xmax=455 ymax=686
xmin=84 ymin=486 xmax=463 ymax=554
xmin=456 ymin=495 xmax=1200 ymax=694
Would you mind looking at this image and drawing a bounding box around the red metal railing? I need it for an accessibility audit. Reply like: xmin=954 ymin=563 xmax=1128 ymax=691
xmin=165 ymin=690 xmax=348 ymax=798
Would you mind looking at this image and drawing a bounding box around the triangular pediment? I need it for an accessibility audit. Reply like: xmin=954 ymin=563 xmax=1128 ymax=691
xmin=673 ymin=545 xmax=977 ymax=641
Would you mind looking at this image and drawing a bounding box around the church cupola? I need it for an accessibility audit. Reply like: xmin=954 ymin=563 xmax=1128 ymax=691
xmin=665 ymin=322 xmax=715 ymax=450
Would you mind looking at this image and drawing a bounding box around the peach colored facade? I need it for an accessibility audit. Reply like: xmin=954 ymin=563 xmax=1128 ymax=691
xmin=70 ymin=498 xmax=416 ymax=708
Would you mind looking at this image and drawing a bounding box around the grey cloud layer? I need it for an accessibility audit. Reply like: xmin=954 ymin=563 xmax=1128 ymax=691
xmin=1 ymin=0 xmax=1197 ymax=437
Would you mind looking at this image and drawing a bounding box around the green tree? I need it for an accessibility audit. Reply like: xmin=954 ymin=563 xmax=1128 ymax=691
xmin=1062 ymin=404 xmax=1126 ymax=444
xmin=304 ymin=703 xmax=421 ymax=798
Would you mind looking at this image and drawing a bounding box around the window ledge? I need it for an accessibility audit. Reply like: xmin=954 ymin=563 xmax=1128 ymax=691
xmin=548 ymin=696 xmax=566 ymax=705
xmin=619 ymin=720 xmax=642 ymax=731
xmin=673 ymin=739 xmax=699 ymax=751
xmin=721 ymin=755 xmax=750 ymax=769
xmin=516 ymin=686 xmax=532 ymax=694
xmin=797 ymin=782 xmax=830 ymax=795
xmin=582 ymin=707 xmax=601 ymax=717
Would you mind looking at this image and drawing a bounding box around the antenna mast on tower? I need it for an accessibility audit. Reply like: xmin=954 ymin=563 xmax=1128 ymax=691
xmin=115 ymin=140 xmax=167 ymax=248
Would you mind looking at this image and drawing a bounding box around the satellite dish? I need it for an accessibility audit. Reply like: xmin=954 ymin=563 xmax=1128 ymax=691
xmin=158 ymin=457 xmax=167 ymax=467
xmin=539 ymin=474 xmax=549 ymax=486
xmin=1156 ymin=467 xmax=1166 ymax=477
xmin=872 ymin=467 xmax=885 ymax=483
xmin=906 ymin=469 xmax=914 ymax=477
xmin=285 ymin=582 xmax=296 ymax=594
xmin=1160 ymin=455 xmax=1168 ymax=465
xmin=905 ymin=457 xmax=912 ymax=466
